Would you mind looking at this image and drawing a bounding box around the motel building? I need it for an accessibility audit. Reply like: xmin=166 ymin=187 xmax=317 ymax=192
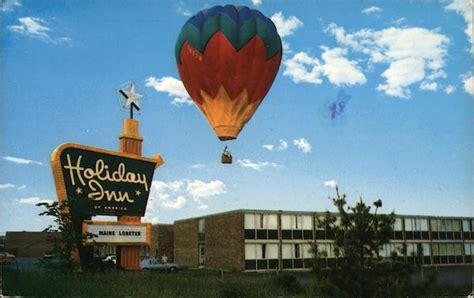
xmin=5 ymin=209 xmax=474 ymax=274
xmin=156 ymin=209 xmax=474 ymax=273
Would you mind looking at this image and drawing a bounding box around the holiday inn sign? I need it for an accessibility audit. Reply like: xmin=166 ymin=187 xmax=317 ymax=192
xmin=51 ymin=143 xmax=163 ymax=217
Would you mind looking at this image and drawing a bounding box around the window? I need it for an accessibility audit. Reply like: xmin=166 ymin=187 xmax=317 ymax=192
xmin=430 ymin=219 xmax=438 ymax=231
xmin=281 ymin=215 xmax=293 ymax=230
xmin=302 ymin=244 xmax=312 ymax=259
xmin=302 ymin=215 xmax=313 ymax=229
xmin=295 ymin=216 xmax=302 ymax=229
xmin=264 ymin=214 xmax=278 ymax=229
xmin=393 ymin=218 xmax=402 ymax=231
xmin=464 ymin=244 xmax=472 ymax=256
xmin=295 ymin=244 xmax=301 ymax=259
xmin=266 ymin=244 xmax=278 ymax=259
xmin=316 ymin=216 xmax=325 ymax=230
xmin=452 ymin=220 xmax=460 ymax=232
xmin=407 ymin=243 xmax=416 ymax=256
xmin=417 ymin=219 xmax=428 ymax=231
xmin=282 ymin=244 xmax=293 ymax=259
xmin=404 ymin=218 xmax=413 ymax=231
xmin=244 ymin=214 xmax=256 ymax=229
xmin=446 ymin=220 xmax=453 ymax=232
xmin=454 ymin=244 xmax=462 ymax=256
xmin=198 ymin=219 xmax=205 ymax=233
xmin=432 ymin=244 xmax=439 ymax=256
xmin=439 ymin=219 xmax=447 ymax=232
xmin=245 ymin=244 xmax=257 ymax=260
xmin=462 ymin=220 xmax=470 ymax=232
xmin=421 ymin=243 xmax=430 ymax=256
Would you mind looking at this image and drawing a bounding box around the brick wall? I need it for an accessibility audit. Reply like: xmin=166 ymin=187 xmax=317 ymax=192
xmin=205 ymin=213 xmax=244 ymax=271
xmin=151 ymin=224 xmax=174 ymax=261
xmin=5 ymin=232 xmax=60 ymax=257
xmin=174 ymin=219 xmax=198 ymax=267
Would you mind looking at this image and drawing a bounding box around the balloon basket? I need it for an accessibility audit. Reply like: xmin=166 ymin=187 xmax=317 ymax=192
xmin=221 ymin=154 xmax=232 ymax=164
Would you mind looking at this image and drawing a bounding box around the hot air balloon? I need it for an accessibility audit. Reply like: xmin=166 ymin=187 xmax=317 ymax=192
xmin=175 ymin=5 xmax=282 ymax=145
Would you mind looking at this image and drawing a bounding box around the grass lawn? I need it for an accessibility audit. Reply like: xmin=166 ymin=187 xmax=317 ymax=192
xmin=3 ymin=269 xmax=308 ymax=297
xmin=2 ymin=269 xmax=472 ymax=296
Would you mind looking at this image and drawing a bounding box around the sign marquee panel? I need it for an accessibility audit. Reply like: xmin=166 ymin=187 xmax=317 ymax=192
xmin=83 ymin=221 xmax=151 ymax=245
xmin=51 ymin=143 xmax=163 ymax=216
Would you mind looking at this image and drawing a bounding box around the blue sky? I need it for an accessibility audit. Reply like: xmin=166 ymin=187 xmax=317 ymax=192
xmin=1 ymin=0 xmax=472 ymax=234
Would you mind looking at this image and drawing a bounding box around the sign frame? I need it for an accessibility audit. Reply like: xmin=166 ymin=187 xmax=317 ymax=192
xmin=82 ymin=220 xmax=152 ymax=246
xmin=51 ymin=143 xmax=163 ymax=216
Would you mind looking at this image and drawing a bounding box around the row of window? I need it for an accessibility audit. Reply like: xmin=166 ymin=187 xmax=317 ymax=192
xmin=245 ymin=242 xmax=474 ymax=260
xmin=244 ymin=214 xmax=474 ymax=233
xmin=245 ymin=229 xmax=470 ymax=242
xmin=244 ymin=214 xmax=313 ymax=230
xmin=245 ymin=243 xmax=312 ymax=260
xmin=244 ymin=229 xmax=313 ymax=240
xmin=244 ymin=242 xmax=474 ymax=270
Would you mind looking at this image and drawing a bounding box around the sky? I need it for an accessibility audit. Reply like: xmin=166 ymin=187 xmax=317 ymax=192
xmin=0 ymin=0 xmax=473 ymax=234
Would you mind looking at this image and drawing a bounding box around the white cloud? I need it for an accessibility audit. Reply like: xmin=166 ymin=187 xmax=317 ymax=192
xmin=148 ymin=179 xmax=226 ymax=213
xmin=191 ymin=163 xmax=206 ymax=169
xmin=251 ymin=0 xmax=262 ymax=6
xmin=2 ymin=156 xmax=43 ymax=165
xmin=320 ymin=47 xmax=367 ymax=86
xmin=161 ymin=196 xmax=187 ymax=209
xmin=0 ymin=183 xmax=25 ymax=190
xmin=277 ymin=139 xmax=288 ymax=151
xmin=419 ymin=81 xmax=438 ymax=91
xmin=270 ymin=12 xmax=303 ymax=38
xmin=8 ymin=17 xmax=72 ymax=45
xmin=0 ymin=184 xmax=16 ymax=190
xmin=237 ymin=159 xmax=278 ymax=171
xmin=444 ymin=85 xmax=456 ymax=94
xmin=323 ymin=180 xmax=338 ymax=189
xmin=445 ymin=0 xmax=473 ymax=54
xmin=198 ymin=204 xmax=209 ymax=209
xmin=284 ymin=48 xmax=366 ymax=86
xmin=176 ymin=2 xmax=192 ymax=17
xmin=187 ymin=180 xmax=226 ymax=199
xmin=149 ymin=180 xmax=186 ymax=210
xmin=263 ymin=144 xmax=274 ymax=151
xmin=362 ymin=6 xmax=382 ymax=15
xmin=326 ymin=24 xmax=449 ymax=98
xmin=391 ymin=18 xmax=407 ymax=25
xmin=462 ymin=74 xmax=474 ymax=96
xmin=283 ymin=52 xmax=322 ymax=84
xmin=145 ymin=76 xmax=193 ymax=106
xmin=293 ymin=138 xmax=312 ymax=153
xmin=1 ymin=0 xmax=21 ymax=12
xmin=377 ymin=58 xmax=425 ymax=98
xmin=263 ymin=139 xmax=288 ymax=151
xmin=18 ymin=197 xmax=53 ymax=205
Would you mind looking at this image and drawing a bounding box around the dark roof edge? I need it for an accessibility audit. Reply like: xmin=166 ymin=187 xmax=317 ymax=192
xmin=173 ymin=209 xmax=474 ymax=223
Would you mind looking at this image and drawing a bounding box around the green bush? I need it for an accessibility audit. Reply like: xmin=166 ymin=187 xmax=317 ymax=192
xmin=274 ymin=273 xmax=304 ymax=294
xmin=219 ymin=283 xmax=249 ymax=298
xmin=312 ymin=280 xmax=345 ymax=296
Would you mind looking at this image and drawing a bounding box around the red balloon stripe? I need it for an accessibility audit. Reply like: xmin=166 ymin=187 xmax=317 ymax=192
xmin=178 ymin=32 xmax=281 ymax=106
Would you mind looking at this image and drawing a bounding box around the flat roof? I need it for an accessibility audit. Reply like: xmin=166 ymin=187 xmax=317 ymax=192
xmin=173 ymin=209 xmax=474 ymax=223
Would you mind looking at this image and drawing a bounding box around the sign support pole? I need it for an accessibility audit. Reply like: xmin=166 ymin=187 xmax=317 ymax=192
xmin=117 ymin=118 xmax=144 ymax=270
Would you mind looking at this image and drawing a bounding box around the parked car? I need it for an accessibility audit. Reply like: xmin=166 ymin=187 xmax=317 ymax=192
xmin=140 ymin=257 xmax=180 ymax=272
xmin=102 ymin=255 xmax=116 ymax=264
xmin=0 ymin=252 xmax=16 ymax=264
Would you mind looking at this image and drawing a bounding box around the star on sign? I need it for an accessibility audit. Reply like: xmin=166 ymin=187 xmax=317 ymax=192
xmin=122 ymin=83 xmax=143 ymax=109
xmin=135 ymin=190 xmax=141 ymax=197
xmin=75 ymin=187 xmax=82 ymax=194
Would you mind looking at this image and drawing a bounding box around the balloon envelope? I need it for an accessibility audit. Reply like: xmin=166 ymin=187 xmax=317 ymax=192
xmin=175 ymin=5 xmax=282 ymax=140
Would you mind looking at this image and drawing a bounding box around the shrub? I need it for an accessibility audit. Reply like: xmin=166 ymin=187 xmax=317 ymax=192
xmin=274 ymin=273 xmax=303 ymax=294
xmin=219 ymin=283 xmax=249 ymax=298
